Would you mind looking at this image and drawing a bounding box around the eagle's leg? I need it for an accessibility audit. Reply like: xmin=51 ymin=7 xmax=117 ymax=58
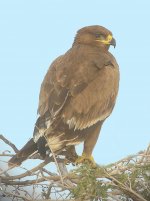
xmin=64 ymin=145 xmax=78 ymax=164
xmin=75 ymin=122 xmax=103 ymax=165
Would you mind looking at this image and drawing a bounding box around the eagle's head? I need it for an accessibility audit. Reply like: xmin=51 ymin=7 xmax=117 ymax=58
xmin=73 ymin=25 xmax=116 ymax=50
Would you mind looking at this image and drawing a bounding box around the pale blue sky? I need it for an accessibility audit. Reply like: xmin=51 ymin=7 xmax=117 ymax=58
xmin=0 ymin=0 xmax=150 ymax=164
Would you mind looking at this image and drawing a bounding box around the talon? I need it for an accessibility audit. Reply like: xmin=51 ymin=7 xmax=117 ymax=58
xmin=75 ymin=152 xmax=96 ymax=165
xmin=64 ymin=146 xmax=78 ymax=164
xmin=64 ymin=158 xmax=70 ymax=165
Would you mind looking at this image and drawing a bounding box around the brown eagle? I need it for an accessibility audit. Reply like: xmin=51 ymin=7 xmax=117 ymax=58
xmin=9 ymin=25 xmax=119 ymax=166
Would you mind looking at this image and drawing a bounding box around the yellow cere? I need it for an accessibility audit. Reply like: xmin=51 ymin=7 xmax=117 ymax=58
xmin=97 ymin=34 xmax=113 ymax=45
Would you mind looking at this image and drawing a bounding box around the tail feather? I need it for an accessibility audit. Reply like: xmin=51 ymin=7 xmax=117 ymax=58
xmin=8 ymin=138 xmax=37 ymax=167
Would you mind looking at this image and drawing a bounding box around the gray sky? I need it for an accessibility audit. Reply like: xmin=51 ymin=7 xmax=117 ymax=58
xmin=0 ymin=0 xmax=150 ymax=165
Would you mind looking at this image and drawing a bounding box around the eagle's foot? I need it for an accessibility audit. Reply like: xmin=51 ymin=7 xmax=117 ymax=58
xmin=64 ymin=146 xmax=78 ymax=164
xmin=75 ymin=153 xmax=96 ymax=165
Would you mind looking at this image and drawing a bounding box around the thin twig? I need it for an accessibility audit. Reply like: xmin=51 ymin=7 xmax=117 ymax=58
xmin=44 ymin=135 xmax=65 ymax=186
xmin=0 ymin=134 xmax=19 ymax=153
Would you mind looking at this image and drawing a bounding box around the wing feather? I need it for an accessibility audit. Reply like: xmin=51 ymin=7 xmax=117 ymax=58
xmin=34 ymin=46 xmax=119 ymax=141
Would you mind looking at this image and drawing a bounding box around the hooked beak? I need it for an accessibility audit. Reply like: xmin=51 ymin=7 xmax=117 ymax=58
xmin=110 ymin=37 xmax=116 ymax=48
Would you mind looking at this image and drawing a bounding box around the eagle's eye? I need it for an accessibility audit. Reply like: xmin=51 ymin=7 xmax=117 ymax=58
xmin=95 ymin=33 xmax=105 ymax=40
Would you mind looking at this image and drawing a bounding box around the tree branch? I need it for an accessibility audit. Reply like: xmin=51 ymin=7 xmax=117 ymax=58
xmin=0 ymin=134 xmax=149 ymax=201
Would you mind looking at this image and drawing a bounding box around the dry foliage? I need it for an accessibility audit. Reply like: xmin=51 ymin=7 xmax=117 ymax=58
xmin=0 ymin=134 xmax=150 ymax=201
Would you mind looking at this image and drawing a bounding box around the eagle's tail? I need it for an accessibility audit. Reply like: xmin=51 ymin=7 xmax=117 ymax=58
xmin=8 ymin=138 xmax=37 ymax=167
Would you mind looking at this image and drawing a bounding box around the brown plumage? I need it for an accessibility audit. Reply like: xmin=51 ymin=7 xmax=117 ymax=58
xmin=9 ymin=25 xmax=119 ymax=167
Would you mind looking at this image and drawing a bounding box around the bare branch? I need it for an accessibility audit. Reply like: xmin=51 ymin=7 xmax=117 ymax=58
xmin=0 ymin=134 xmax=19 ymax=153
xmin=0 ymin=134 xmax=149 ymax=201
